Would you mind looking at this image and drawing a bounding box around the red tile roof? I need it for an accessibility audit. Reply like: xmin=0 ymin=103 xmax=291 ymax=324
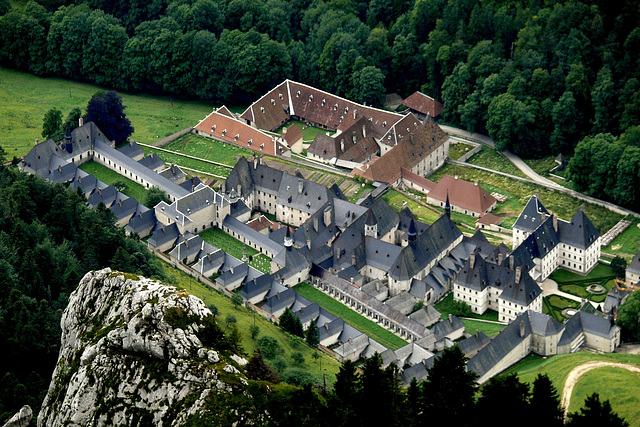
xmin=401 ymin=167 xmax=436 ymax=192
xmin=194 ymin=108 xmax=288 ymax=156
xmin=352 ymin=117 xmax=448 ymax=184
xmin=429 ymin=175 xmax=497 ymax=215
xmin=308 ymin=116 xmax=379 ymax=164
xmin=476 ymin=213 xmax=501 ymax=225
xmin=402 ymin=91 xmax=443 ymax=118
xmin=282 ymin=124 xmax=303 ymax=145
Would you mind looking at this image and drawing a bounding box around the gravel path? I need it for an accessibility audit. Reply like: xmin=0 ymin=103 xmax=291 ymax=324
xmin=560 ymin=361 xmax=640 ymax=418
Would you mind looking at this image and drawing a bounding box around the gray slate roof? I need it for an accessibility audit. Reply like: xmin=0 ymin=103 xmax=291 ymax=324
xmin=118 ymin=141 xmax=144 ymax=159
xmin=514 ymin=196 xmax=550 ymax=233
xmin=147 ymin=223 xmax=181 ymax=249
xmin=557 ymin=210 xmax=600 ymax=249
xmin=223 ymin=216 xmax=284 ymax=256
xmin=431 ymin=315 xmax=465 ymax=340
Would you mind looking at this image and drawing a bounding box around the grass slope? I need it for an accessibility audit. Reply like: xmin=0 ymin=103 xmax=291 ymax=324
xmin=0 ymin=67 xmax=212 ymax=158
xmin=503 ymin=352 xmax=640 ymax=426
xmin=160 ymin=261 xmax=341 ymax=386
xmin=293 ymin=282 xmax=408 ymax=350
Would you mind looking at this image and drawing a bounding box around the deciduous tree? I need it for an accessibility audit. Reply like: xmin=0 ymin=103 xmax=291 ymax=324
xmin=84 ymin=90 xmax=134 ymax=144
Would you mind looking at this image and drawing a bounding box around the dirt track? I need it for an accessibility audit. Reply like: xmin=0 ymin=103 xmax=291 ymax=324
xmin=561 ymin=361 xmax=640 ymax=418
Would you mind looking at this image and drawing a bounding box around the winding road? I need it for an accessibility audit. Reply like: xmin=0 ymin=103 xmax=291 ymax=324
xmin=560 ymin=361 xmax=640 ymax=418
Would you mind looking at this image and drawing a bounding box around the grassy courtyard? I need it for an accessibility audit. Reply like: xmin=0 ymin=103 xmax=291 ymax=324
xmin=503 ymin=352 xmax=640 ymax=426
xmin=162 ymin=134 xmax=256 ymax=166
xmin=160 ymin=261 xmax=341 ymax=386
xmin=79 ymin=160 xmax=150 ymax=206
xmin=140 ymin=146 xmax=232 ymax=178
xmin=199 ymin=228 xmax=272 ymax=274
xmin=0 ymin=67 xmax=212 ymax=158
xmin=275 ymin=120 xmax=333 ymax=141
xmin=448 ymin=142 xmax=476 ymax=160
xmin=293 ymin=282 xmax=408 ymax=350
xmin=434 ymin=294 xmax=505 ymax=337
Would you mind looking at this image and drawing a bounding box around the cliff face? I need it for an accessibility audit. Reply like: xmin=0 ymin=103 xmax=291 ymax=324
xmin=38 ymin=269 xmax=248 ymax=426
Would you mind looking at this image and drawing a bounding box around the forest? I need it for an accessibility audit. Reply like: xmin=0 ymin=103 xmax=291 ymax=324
xmin=0 ymin=0 xmax=639 ymax=160
xmin=0 ymin=153 xmax=166 ymax=420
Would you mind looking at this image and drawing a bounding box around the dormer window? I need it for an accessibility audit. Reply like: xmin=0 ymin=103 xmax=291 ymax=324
xmin=211 ymin=125 xmax=216 ymax=132
xmin=260 ymin=143 xmax=264 ymax=150
xmin=234 ymin=134 xmax=239 ymax=141
xmin=279 ymin=93 xmax=283 ymax=99
xmin=222 ymin=129 xmax=226 ymax=136
xmin=322 ymin=99 xmax=326 ymax=105
xmin=333 ymin=103 xmax=338 ymax=110
xmin=261 ymin=107 xmax=265 ymax=113
xmin=247 ymin=139 xmax=252 ymax=146
xmin=296 ymin=90 xmax=301 ymax=97
xmin=309 ymin=94 xmax=313 ymax=101
xmin=271 ymin=98 xmax=275 ymax=105
xmin=383 ymin=121 xmax=387 ymax=127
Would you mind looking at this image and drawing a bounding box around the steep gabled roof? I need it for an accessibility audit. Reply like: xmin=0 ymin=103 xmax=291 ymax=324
xmin=557 ymin=210 xmax=600 ymax=249
xmin=401 ymin=91 xmax=443 ymax=118
xmin=428 ymin=175 xmax=497 ymax=214
xmin=513 ymin=196 xmax=550 ymax=233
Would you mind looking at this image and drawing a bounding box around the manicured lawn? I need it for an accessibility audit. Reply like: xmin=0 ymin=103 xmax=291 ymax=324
xmin=293 ymin=282 xmax=408 ymax=350
xmin=79 ymin=160 xmax=150 ymax=206
xmin=460 ymin=319 xmax=505 ymax=337
xmin=428 ymin=164 xmax=622 ymax=234
xmin=502 ymin=352 xmax=640 ymax=426
xmin=0 ymin=67 xmax=212 ymax=158
xmin=159 ymin=261 xmax=341 ymax=386
xmin=568 ymin=366 xmax=640 ymax=425
xmin=382 ymin=189 xmax=441 ymax=225
xmin=543 ymin=295 xmax=580 ymax=322
xmin=449 ymin=142 xmax=476 ymax=160
xmin=467 ymin=146 xmax=528 ymax=178
xmin=550 ymin=264 xmax=616 ymax=303
xmin=603 ymin=219 xmax=640 ymax=259
xmin=200 ymin=228 xmax=271 ymax=274
xmin=163 ymin=134 xmax=255 ymax=166
xmin=276 ymin=120 xmax=333 ymax=141
xmin=141 ymin=146 xmax=232 ymax=178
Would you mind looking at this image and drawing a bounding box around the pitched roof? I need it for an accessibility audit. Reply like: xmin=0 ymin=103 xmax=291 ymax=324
xmin=428 ymin=175 xmax=496 ymax=214
xmin=307 ymin=116 xmax=379 ymax=164
xmin=138 ymin=152 xmax=166 ymax=171
xmin=513 ymin=196 xmax=550 ymax=233
xmin=401 ymin=91 xmax=443 ymax=118
xmin=194 ymin=108 xmax=287 ymax=156
xmin=118 ymin=141 xmax=144 ymax=159
xmin=400 ymin=167 xmax=436 ymax=191
xmin=282 ymin=124 xmax=303 ymax=145
xmin=628 ymin=250 xmax=640 ymax=275
xmin=557 ymin=210 xmax=600 ymax=249
xmin=431 ymin=315 xmax=465 ymax=340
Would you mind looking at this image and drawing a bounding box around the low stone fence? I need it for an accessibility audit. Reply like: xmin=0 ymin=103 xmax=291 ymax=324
xmin=455 ymin=141 xmax=482 ymax=163
xmin=151 ymin=127 xmax=193 ymax=147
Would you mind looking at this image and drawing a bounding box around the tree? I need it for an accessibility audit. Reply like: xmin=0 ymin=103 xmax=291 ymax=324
xmin=225 ymin=313 xmax=236 ymax=327
xmin=486 ymin=93 xmax=533 ymax=154
xmin=208 ymin=303 xmax=218 ymax=316
xmin=330 ymin=359 xmax=361 ymax=425
xmin=530 ymin=374 xmax=563 ymax=427
xmin=84 ymin=90 xmax=134 ymax=143
xmin=42 ymin=108 xmax=63 ymax=141
xmin=305 ymin=319 xmax=319 ymax=347
xmin=66 ymin=107 xmax=82 ymax=131
xmin=611 ymin=256 xmax=628 ymax=279
xmin=145 ymin=186 xmax=169 ymax=208
xmin=257 ymin=335 xmax=284 ymax=359
xmin=244 ymin=349 xmax=280 ymax=383
xmin=617 ymin=290 xmax=640 ymax=340
xmin=477 ymin=373 xmax=530 ymax=427
xmin=350 ymin=65 xmax=385 ymax=107
xmin=279 ymin=307 xmax=304 ymax=337
xmin=231 ymin=292 xmax=243 ymax=309
xmin=614 ymin=146 xmax=640 ymax=210
xmin=291 ymin=351 xmax=305 ymax=366
xmin=249 ymin=325 xmax=260 ymax=340
xmin=567 ymin=393 xmax=628 ymax=427
xmin=420 ymin=345 xmax=478 ymax=427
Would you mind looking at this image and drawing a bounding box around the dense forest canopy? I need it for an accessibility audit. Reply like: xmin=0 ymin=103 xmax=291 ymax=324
xmin=0 ymin=0 xmax=639 ymax=159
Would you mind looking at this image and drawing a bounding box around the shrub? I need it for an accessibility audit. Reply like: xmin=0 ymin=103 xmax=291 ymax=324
xmin=257 ymin=335 xmax=284 ymax=359
xmin=283 ymin=368 xmax=315 ymax=386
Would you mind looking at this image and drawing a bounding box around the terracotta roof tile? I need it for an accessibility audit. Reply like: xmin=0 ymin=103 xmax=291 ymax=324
xmin=195 ymin=109 xmax=288 ymax=156
xmin=401 ymin=167 xmax=436 ymax=192
xmin=402 ymin=91 xmax=443 ymax=118
xmin=429 ymin=175 xmax=497 ymax=214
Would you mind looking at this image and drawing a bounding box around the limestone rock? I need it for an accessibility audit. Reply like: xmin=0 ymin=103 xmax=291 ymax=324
xmin=2 ymin=405 xmax=32 ymax=427
xmin=37 ymin=269 xmax=248 ymax=427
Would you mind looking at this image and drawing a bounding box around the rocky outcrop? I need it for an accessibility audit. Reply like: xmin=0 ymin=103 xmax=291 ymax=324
xmin=2 ymin=406 xmax=32 ymax=427
xmin=38 ymin=269 xmax=248 ymax=426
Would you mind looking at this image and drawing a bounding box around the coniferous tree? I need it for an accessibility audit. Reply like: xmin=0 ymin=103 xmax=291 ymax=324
xmin=530 ymin=374 xmax=564 ymax=427
xmin=567 ymin=393 xmax=628 ymax=427
xmin=305 ymin=319 xmax=319 ymax=347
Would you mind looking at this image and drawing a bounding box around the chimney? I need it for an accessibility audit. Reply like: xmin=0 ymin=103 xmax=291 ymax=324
xmin=470 ymin=252 xmax=476 ymax=268
xmin=313 ymin=217 xmax=319 ymax=232
xmin=449 ymin=314 xmax=453 ymax=324
xmin=475 ymin=181 xmax=478 ymax=186
xmin=35 ymin=138 xmax=39 ymax=145
xmin=324 ymin=205 xmax=332 ymax=227
xmin=362 ymin=125 xmax=367 ymax=138
xmin=307 ymin=238 xmax=311 ymax=250
xmin=237 ymin=184 xmax=241 ymax=195
xmin=298 ymin=178 xmax=303 ymax=194
xmin=260 ymin=156 xmax=264 ymax=165
xmin=536 ymin=189 xmax=540 ymax=199
xmin=519 ymin=320 xmax=525 ymax=337
xmin=351 ymin=254 xmax=356 ymax=266
xmin=340 ymin=139 xmax=345 ymax=152
xmin=337 ymin=249 xmax=341 ymax=260
xmin=253 ymin=156 xmax=258 ymax=169
xmin=509 ymin=256 xmax=514 ymax=270
xmin=552 ymin=214 xmax=558 ymax=232
xmin=376 ymin=281 xmax=380 ymax=292
xmin=580 ymin=203 xmax=586 ymax=213
xmin=515 ymin=266 xmax=522 ymax=284
xmin=353 ymin=110 xmax=356 ymax=120
xmin=171 ymin=164 xmax=175 ymax=174
xmin=498 ymin=252 xmax=504 ymax=265
xmin=221 ymin=182 xmax=226 ymax=193
xmin=79 ymin=117 xmax=84 ymax=127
